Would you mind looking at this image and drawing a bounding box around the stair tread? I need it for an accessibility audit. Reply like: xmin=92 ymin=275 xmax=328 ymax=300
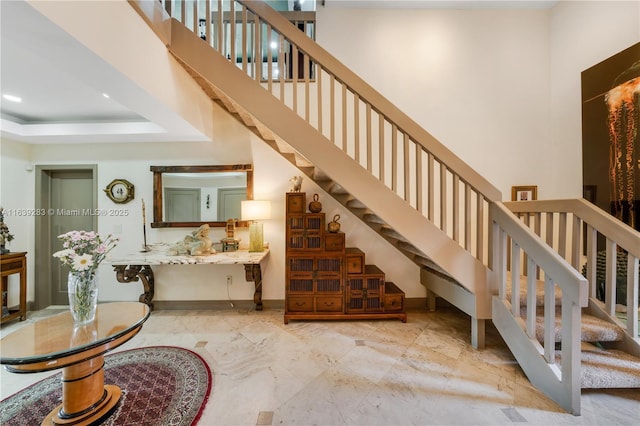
xmin=363 ymin=213 xmax=385 ymax=224
xmin=380 ymin=226 xmax=407 ymax=241
xmin=519 ymin=307 xmax=626 ymax=343
xmin=557 ymin=344 xmax=640 ymax=389
xmin=505 ymin=274 xmax=562 ymax=307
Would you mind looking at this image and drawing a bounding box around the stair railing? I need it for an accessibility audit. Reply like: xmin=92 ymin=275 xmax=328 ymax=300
xmin=155 ymin=0 xmax=501 ymax=270
xmin=505 ymin=198 xmax=640 ymax=339
xmin=129 ymin=0 xmax=599 ymax=413
xmin=491 ymin=202 xmax=589 ymax=415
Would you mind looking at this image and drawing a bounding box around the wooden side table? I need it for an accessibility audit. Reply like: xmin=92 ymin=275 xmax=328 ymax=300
xmin=1 ymin=251 xmax=27 ymax=324
xmin=110 ymin=249 xmax=270 ymax=311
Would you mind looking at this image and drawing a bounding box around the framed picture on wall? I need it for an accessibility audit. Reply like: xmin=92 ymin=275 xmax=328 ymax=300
xmin=511 ymin=185 xmax=537 ymax=201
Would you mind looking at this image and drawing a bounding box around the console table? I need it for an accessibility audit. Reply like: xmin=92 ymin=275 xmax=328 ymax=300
xmin=1 ymin=252 xmax=27 ymax=324
xmin=0 ymin=302 xmax=149 ymax=425
xmin=109 ymin=249 xmax=269 ymax=311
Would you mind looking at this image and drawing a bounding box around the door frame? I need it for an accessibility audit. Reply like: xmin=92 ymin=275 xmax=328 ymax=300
xmin=34 ymin=164 xmax=97 ymax=309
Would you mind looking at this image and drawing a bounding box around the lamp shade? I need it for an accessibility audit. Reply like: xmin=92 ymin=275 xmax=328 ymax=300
xmin=241 ymin=200 xmax=271 ymax=221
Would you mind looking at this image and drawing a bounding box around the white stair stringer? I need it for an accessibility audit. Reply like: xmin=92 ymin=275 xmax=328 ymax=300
xmin=271 ymin=144 xmax=479 ymax=332
xmin=167 ymin=18 xmax=494 ymax=348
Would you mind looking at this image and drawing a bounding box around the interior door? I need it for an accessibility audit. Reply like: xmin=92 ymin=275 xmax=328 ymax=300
xmin=217 ymin=187 xmax=245 ymax=220
xmin=165 ymin=188 xmax=200 ymax=221
xmin=49 ymin=170 xmax=95 ymax=305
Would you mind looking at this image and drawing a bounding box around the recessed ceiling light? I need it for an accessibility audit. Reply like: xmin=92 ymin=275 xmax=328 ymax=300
xmin=102 ymin=93 xmax=110 ymax=99
xmin=3 ymin=94 xmax=22 ymax=103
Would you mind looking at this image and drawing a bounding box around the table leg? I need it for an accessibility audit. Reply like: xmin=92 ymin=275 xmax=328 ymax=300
xmin=244 ymin=264 xmax=263 ymax=311
xmin=42 ymin=355 xmax=121 ymax=425
xmin=114 ymin=265 xmax=155 ymax=310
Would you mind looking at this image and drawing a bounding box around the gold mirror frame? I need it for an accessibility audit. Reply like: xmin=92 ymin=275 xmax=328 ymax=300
xmin=150 ymin=164 xmax=253 ymax=228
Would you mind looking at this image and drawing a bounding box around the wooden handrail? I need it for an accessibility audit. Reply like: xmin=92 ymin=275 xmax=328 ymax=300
xmin=491 ymin=201 xmax=588 ymax=414
xmin=236 ymin=0 xmax=500 ymax=202
xmin=504 ymin=199 xmax=640 ymax=258
xmin=504 ymin=198 xmax=639 ymax=338
xmin=493 ymin=202 xmax=589 ymax=304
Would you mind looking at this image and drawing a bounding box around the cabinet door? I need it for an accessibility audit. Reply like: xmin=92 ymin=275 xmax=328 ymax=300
xmin=315 ymin=256 xmax=343 ymax=294
xmin=286 ymin=214 xmax=324 ymax=251
xmin=324 ymin=233 xmax=345 ymax=253
xmin=286 ymin=192 xmax=306 ymax=214
xmin=346 ymin=272 xmax=384 ymax=313
xmin=286 ymin=256 xmax=314 ymax=294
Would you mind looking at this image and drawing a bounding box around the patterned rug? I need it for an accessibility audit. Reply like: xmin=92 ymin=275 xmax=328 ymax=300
xmin=0 ymin=346 xmax=212 ymax=426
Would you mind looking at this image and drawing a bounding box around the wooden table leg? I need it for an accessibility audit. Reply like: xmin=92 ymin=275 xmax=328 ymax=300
xmin=114 ymin=265 xmax=155 ymax=310
xmin=244 ymin=264 xmax=263 ymax=311
xmin=41 ymin=355 xmax=121 ymax=425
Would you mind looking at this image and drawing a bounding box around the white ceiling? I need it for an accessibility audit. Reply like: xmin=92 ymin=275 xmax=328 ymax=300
xmin=323 ymin=0 xmax=558 ymax=8
xmin=0 ymin=0 xmax=557 ymax=145
xmin=0 ymin=0 xmax=207 ymax=145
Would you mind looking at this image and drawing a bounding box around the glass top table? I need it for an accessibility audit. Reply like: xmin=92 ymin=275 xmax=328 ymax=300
xmin=0 ymin=302 xmax=150 ymax=425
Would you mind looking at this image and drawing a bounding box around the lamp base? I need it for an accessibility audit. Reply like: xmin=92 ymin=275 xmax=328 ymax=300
xmin=248 ymin=221 xmax=264 ymax=252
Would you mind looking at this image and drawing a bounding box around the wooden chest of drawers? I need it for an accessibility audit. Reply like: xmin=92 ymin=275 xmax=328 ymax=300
xmin=284 ymin=192 xmax=406 ymax=324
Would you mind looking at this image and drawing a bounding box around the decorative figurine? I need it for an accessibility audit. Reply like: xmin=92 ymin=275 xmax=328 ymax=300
xmin=328 ymin=214 xmax=341 ymax=233
xmin=308 ymin=194 xmax=322 ymax=213
xmin=289 ymin=175 xmax=303 ymax=192
xmin=0 ymin=207 xmax=14 ymax=254
xmin=221 ymin=219 xmax=240 ymax=252
xmin=169 ymin=224 xmax=215 ymax=256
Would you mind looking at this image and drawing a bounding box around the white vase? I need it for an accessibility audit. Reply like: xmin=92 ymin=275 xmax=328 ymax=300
xmin=68 ymin=271 xmax=98 ymax=325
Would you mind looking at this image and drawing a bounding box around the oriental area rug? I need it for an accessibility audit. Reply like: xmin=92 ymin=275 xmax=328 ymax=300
xmin=0 ymin=346 xmax=212 ymax=426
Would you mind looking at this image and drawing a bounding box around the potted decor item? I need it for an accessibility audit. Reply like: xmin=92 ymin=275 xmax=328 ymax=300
xmin=308 ymin=194 xmax=322 ymax=213
xmin=53 ymin=231 xmax=119 ymax=325
xmin=327 ymin=214 xmax=341 ymax=233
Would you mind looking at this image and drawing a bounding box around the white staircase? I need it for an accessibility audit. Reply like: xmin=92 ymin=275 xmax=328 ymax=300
xmin=124 ymin=0 xmax=640 ymax=415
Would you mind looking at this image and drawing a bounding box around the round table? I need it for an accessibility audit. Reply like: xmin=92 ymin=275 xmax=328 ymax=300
xmin=0 ymin=302 xmax=150 ymax=425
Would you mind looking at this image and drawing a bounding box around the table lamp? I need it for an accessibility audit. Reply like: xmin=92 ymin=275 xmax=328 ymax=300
xmin=241 ymin=200 xmax=271 ymax=252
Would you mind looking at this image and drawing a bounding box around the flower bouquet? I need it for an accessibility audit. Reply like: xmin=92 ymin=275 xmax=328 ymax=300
xmin=53 ymin=231 xmax=118 ymax=324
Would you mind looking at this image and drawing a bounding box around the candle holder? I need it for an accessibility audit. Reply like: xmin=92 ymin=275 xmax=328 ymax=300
xmin=141 ymin=199 xmax=150 ymax=252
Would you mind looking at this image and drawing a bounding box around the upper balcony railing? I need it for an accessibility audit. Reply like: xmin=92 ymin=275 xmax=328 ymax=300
xmin=161 ymin=0 xmax=316 ymax=81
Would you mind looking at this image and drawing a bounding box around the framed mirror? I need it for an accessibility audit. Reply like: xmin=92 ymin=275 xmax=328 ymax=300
xmin=150 ymin=164 xmax=253 ymax=228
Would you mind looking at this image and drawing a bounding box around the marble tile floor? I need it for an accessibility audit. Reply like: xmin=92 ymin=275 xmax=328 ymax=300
xmin=1 ymin=306 xmax=639 ymax=426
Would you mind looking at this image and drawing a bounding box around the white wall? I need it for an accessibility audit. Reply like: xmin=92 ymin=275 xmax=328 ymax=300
xmin=548 ymin=1 xmax=640 ymax=199
xmin=0 ymin=140 xmax=33 ymax=307
xmin=0 ymin=127 xmax=423 ymax=305
xmin=316 ymin=1 xmax=640 ymax=200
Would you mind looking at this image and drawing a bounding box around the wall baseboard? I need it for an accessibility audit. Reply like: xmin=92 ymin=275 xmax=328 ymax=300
xmin=152 ymin=297 xmax=434 ymax=312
